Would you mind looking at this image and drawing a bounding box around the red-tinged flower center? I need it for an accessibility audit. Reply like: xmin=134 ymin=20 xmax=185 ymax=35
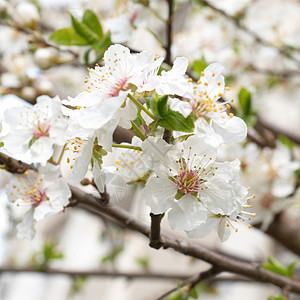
xmin=260 ymin=194 xmax=274 ymax=209
xmin=30 ymin=189 xmax=47 ymax=207
xmin=129 ymin=10 xmax=139 ymax=24
xmin=110 ymin=77 xmax=129 ymax=97
xmin=33 ymin=122 xmax=50 ymax=138
xmin=175 ymin=170 xmax=203 ymax=194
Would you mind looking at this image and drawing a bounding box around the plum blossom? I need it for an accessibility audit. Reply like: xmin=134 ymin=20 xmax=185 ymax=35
xmin=6 ymin=164 xmax=71 ymax=239
xmin=113 ymin=137 xmax=150 ymax=184
xmin=155 ymin=57 xmax=191 ymax=97
xmin=3 ymin=95 xmax=68 ymax=165
xmin=142 ymin=136 xmax=253 ymax=239
xmin=62 ymin=44 xmax=163 ymax=149
xmin=165 ymin=63 xmax=247 ymax=146
xmin=219 ymin=142 xmax=299 ymax=230
xmin=64 ymin=134 xmax=106 ymax=193
xmin=105 ymin=2 xmax=147 ymax=43
xmin=189 ymin=63 xmax=247 ymax=145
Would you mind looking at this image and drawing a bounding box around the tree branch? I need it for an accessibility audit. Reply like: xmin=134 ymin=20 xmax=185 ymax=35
xmin=71 ymin=187 xmax=300 ymax=294
xmin=149 ymin=213 xmax=164 ymax=249
xmin=165 ymin=0 xmax=174 ymax=65
xmin=1 ymin=152 xmax=300 ymax=292
xmin=257 ymin=117 xmax=300 ymax=146
xmin=0 ymin=266 xmax=191 ymax=281
xmin=264 ymin=213 xmax=300 ymax=256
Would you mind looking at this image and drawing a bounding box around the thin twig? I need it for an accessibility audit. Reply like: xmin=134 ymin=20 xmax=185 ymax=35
xmin=165 ymin=0 xmax=174 ymax=65
xmin=154 ymin=266 xmax=221 ymax=300
xmin=0 ymin=266 xmax=191 ymax=280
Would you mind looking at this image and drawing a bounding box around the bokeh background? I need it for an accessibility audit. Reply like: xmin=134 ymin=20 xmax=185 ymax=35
xmin=0 ymin=0 xmax=300 ymax=299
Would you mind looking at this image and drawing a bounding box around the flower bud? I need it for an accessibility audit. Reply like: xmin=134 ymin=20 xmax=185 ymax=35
xmin=21 ymin=86 xmax=36 ymax=102
xmin=34 ymin=48 xmax=58 ymax=69
xmin=16 ymin=2 xmax=39 ymax=28
xmin=36 ymin=79 xmax=53 ymax=94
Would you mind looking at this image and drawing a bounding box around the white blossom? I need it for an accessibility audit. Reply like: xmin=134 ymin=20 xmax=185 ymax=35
xmin=105 ymin=2 xmax=147 ymax=43
xmin=142 ymin=136 xmax=251 ymax=238
xmin=188 ymin=63 xmax=247 ymax=145
xmin=3 ymin=95 xmax=68 ymax=165
xmin=6 ymin=164 xmax=71 ymax=239
xmin=62 ymin=44 xmax=163 ymax=148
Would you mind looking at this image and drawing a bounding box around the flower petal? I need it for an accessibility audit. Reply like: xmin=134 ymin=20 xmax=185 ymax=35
xmin=142 ymin=176 xmax=177 ymax=214
xmin=168 ymin=194 xmax=207 ymax=231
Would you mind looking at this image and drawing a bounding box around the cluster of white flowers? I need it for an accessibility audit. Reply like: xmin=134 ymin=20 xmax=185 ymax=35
xmin=1 ymin=43 xmax=255 ymax=241
xmin=219 ymin=142 xmax=299 ymax=230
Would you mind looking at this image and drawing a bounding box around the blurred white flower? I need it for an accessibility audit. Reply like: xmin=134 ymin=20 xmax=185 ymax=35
xmin=16 ymin=2 xmax=40 ymax=27
xmin=6 ymin=164 xmax=71 ymax=239
xmin=219 ymin=142 xmax=299 ymax=230
xmin=105 ymin=2 xmax=147 ymax=43
xmin=34 ymin=48 xmax=58 ymax=69
xmin=113 ymin=136 xmax=150 ymax=183
xmin=3 ymin=95 xmax=68 ymax=165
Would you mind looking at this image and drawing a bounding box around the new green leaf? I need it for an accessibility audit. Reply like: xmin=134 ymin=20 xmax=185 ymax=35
xmin=82 ymin=9 xmax=103 ymax=39
xmin=49 ymin=27 xmax=90 ymax=45
xmin=70 ymin=14 xmax=99 ymax=44
xmin=238 ymin=87 xmax=252 ymax=116
xmin=158 ymin=110 xmax=194 ymax=132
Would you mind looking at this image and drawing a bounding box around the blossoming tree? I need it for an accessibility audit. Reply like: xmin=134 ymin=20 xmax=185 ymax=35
xmin=0 ymin=0 xmax=300 ymax=299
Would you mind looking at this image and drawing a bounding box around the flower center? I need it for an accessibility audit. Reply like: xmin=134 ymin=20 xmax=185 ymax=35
xmin=32 ymin=122 xmax=50 ymax=138
xmin=260 ymin=194 xmax=274 ymax=209
xmin=129 ymin=10 xmax=139 ymax=24
xmin=30 ymin=189 xmax=47 ymax=207
xmin=10 ymin=170 xmax=47 ymax=207
xmin=110 ymin=77 xmax=129 ymax=97
xmin=174 ymin=169 xmax=204 ymax=194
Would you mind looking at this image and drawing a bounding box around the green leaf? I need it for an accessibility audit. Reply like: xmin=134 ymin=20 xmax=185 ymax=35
xmin=189 ymin=287 xmax=198 ymax=299
xmin=135 ymin=256 xmax=150 ymax=270
xmin=268 ymin=294 xmax=285 ymax=300
xmin=0 ymin=141 xmax=4 ymax=147
xmin=70 ymin=14 xmax=99 ymax=44
xmin=92 ymin=144 xmax=107 ymax=166
xmin=84 ymin=48 xmax=92 ymax=65
xmin=149 ymin=95 xmax=168 ymax=118
xmin=82 ymin=9 xmax=103 ymax=39
xmin=167 ymin=290 xmax=183 ymax=300
xmin=278 ymin=134 xmax=295 ymax=150
xmin=49 ymin=27 xmax=90 ymax=46
xmin=287 ymin=259 xmax=300 ymax=277
xmin=263 ymin=256 xmax=292 ymax=277
xmin=158 ymin=110 xmax=194 ymax=132
xmin=238 ymin=87 xmax=252 ymax=116
xmin=192 ymin=56 xmax=208 ymax=78
xmin=101 ymin=245 xmax=123 ymax=264
xmin=69 ymin=276 xmax=87 ymax=296
xmin=156 ymin=95 xmax=168 ymax=117
xmin=241 ymin=114 xmax=257 ymax=127
xmin=91 ymin=32 xmax=111 ymax=51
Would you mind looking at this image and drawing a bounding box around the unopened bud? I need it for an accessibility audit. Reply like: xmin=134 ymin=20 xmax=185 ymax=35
xmin=21 ymin=86 xmax=36 ymax=102
xmin=16 ymin=2 xmax=39 ymax=28
xmin=34 ymin=48 xmax=58 ymax=69
xmin=36 ymin=79 xmax=53 ymax=94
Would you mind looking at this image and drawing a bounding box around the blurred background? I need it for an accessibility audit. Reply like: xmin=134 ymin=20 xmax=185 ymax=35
xmin=0 ymin=0 xmax=300 ymax=299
